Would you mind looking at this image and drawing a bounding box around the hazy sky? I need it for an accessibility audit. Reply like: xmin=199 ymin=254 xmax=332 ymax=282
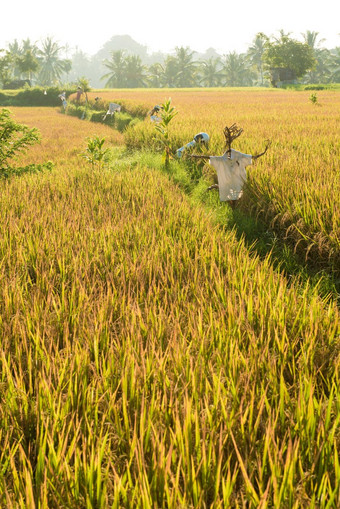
xmin=2 ymin=0 xmax=339 ymax=56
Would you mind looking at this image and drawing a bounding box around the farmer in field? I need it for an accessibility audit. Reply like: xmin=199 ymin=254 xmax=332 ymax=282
xmin=58 ymin=91 xmax=67 ymax=110
xmin=176 ymin=132 xmax=210 ymax=158
xmin=191 ymin=124 xmax=269 ymax=208
xmin=149 ymin=105 xmax=163 ymax=122
xmin=76 ymin=87 xmax=83 ymax=102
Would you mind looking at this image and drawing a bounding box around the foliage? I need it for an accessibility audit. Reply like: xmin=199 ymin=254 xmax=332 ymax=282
xmin=76 ymin=76 xmax=91 ymax=104
xmin=0 ymin=50 xmax=14 ymax=88
xmin=153 ymin=98 xmax=178 ymax=166
xmin=114 ymin=111 xmax=135 ymax=131
xmin=102 ymin=50 xmax=127 ymax=88
xmin=0 ymin=108 xmax=40 ymax=176
xmin=199 ymin=57 xmax=223 ymax=87
xmin=263 ymin=33 xmax=316 ymax=85
xmin=124 ymin=55 xmax=148 ymax=88
xmin=173 ymin=46 xmax=198 ymax=87
xmin=0 ymin=108 xmax=53 ymax=178
xmin=246 ymin=33 xmax=268 ymax=85
xmin=0 ymin=87 xmax=76 ymax=107
xmin=81 ymin=136 xmax=110 ymax=170
xmin=16 ymin=49 xmax=39 ymax=82
xmin=37 ymin=37 xmax=71 ymax=86
xmin=309 ymin=92 xmax=319 ymax=104
xmin=101 ymin=51 xmax=147 ymax=88
xmin=222 ymin=52 xmax=254 ymax=86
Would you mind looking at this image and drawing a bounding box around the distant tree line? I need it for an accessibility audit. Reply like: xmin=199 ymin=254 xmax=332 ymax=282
xmin=1 ymin=31 xmax=340 ymax=89
xmin=0 ymin=37 xmax=71 ymax=89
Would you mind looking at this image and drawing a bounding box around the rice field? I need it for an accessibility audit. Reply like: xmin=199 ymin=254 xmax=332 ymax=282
xmin=0 ymin=101 xmax=339 ymax=507
xmin=82 ymin=88 xmax=340 ymax=274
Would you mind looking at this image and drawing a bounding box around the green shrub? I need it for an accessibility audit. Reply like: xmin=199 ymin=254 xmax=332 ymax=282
xmin=65 ymin=104 xmax=89 ymax=120
xmin=0 ymin=108 xmax=54 ymax=178
xmin=89 ymin=110 xmax=106 ymax=123
xmin=114 ymin=112 xmax=134 ymax=132
xmin=304 ymin=85 xmax=325 ymax=91
xmin=0 ymin=87 xmax=76 ymax=107
xmin=89 ymin=110 xmax=115 ymax=126
xmin=81 ymin=136 xmax=110 ymax=170
xmin=127 ymin=117 xmax=141 ymax=129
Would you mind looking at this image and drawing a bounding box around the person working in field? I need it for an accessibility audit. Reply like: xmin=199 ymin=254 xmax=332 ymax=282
xmin=191 ymin=124 xmax=269 ymax=207
xmin=176 ymin=132 xmax=210 ymax=158
xmin=149 ymin=104 xmax=163 ymax=122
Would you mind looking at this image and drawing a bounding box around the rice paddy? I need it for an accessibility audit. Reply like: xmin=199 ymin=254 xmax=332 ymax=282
xmin=0 ymin=93 xmax=339 ymax=507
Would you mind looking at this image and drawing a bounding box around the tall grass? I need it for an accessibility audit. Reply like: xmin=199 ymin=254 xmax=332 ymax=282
xmin=0 ymin=140 xmax=339 ymax=506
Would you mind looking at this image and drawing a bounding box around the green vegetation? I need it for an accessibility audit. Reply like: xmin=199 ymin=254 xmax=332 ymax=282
xmin=0 ymin=108 xmax=53 ymax=178
xmin=65 ymin=103 xmax=140 ymax=132
xmin=153 ymin=99 xmax=178 ymax=166
xmin=263 ymin=31 xmax=316 ymax=87
xmin=0 ymin=86 xmax=76 ymax=107
xmin=81 ymin=136 xmax=110 ymax=170
xmin=2 ymin=30 xmax=340 ymax=89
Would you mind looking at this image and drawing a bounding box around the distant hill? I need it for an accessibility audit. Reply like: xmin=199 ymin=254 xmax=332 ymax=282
xmin=94 ymin=35 xmax=148 ymax=62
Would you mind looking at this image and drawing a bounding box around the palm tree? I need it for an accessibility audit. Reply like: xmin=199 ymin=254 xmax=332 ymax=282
xmin=329 ymin=47 xmax=340 ymax=82
xmin=222 ymin=52 xmax=253 ymax=86
xmin=301 ymin=31 xmax=328 ymax=84
xmin=0 ymin=50 xmax=14 ymax=87
xmin=173 ymin=46 xmax=197 ymax=87
xmin=125 ymin=55 xmax=147 ymax=88
xmin=101 ymin=50 xmax=126 ymax=88
xmin=21 ymin=38 xmax=38 ymax=55
xmin=160 ymin=56 xmax=178 ymax=87
xmin=7 ymin=39 xmax=21 ymax=78
xmin=16 ymin=50 xmax=39 ymax=84
xmin=37 ymin=37 xmax=71 ymax=86
xmin=247 ymin=33 xmax=268 ymax=85
xmin=77 ymin=77 xmax=91 ymax=103
xmin=304 ymin=48 xmax=332 ymax=83
xmin=147 ymin=62 xmax=164 ymax=87
xmin=199 ymin=57 xmax=223 ymax=87
xmin=301 ymin=31 xmax=326 ymax=50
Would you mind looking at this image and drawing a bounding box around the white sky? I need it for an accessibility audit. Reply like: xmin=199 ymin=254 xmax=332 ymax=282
xmin=2 ymin=0 xmax=339 ymax=56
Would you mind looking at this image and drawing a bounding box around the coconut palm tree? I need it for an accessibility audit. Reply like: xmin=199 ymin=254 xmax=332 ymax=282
xmin=173 ymin=46 xmax=198 ymax=87
xmin=199 ymin=57 xmax=223 ymax=87
xmin=77 ymin=77 xmax=91 ymax=103
xmin=247 ymin=33 xmax=268 ymax=85
xmin=101 ymin=50 xmax=127 ymax=88
xmin=301 ymin=31 xmax=329 ymax=84
xmin=16 ymin=50 xmax=39 ymax=84
xmin=21 ymin=38 xmax=39 ymax=55
xmin=222 ymin=52 xmax=254 ymax=86
xmin=0 ymin=50 xmax=14 ymax=87
xmin=147 ymin=62 xmax=164 ymax=87
xmin=124 ymin=55 xmax=147 ymax=88
xmin=37 ymin=37 xmax=71 ymax=86
xmin=329 ymin=47 xmax=340 ymax=82
xmin=160 ymin=56 xmax=178 ymax=87
xmin=7 ymin=39 xmax=21 ymax=78
xmin=301 ymin=31 xmax=326 ymax=50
